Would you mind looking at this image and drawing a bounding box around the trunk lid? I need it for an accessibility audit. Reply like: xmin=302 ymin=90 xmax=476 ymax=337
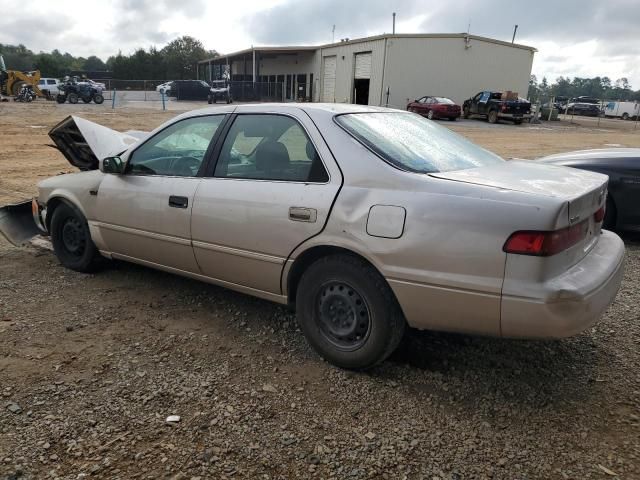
xmin=49 ymin=115 xmax=146 ymax=170
xmin=431 ymin=160 xmax=608 ymax=262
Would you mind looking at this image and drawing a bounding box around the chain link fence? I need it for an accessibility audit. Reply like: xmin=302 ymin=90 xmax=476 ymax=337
xmin=94 ymin=79 xmax=286 ymax=108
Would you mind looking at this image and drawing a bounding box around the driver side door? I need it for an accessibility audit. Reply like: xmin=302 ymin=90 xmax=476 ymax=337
xmin=93 ymin=114 xmax=226 ymax=273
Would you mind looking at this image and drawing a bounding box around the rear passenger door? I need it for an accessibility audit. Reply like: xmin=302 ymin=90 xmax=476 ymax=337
xmin=191 ymin=110 xmax=342 ymax=296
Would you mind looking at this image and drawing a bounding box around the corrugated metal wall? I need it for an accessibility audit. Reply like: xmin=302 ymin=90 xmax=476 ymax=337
xmin=382 ymin=37 xmax=534 ymax=108
xmin=318 ymin=39 xmax=386 ymax=104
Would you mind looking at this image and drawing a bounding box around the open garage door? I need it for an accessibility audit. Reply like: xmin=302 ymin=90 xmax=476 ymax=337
xmin=354 ymin=52 xmax=372 ymax=105
xmin=322 ymin=56 xmax=337 ymax=103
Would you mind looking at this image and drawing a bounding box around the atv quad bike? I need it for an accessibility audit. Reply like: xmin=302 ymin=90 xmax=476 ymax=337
xmin=57 ymin=81 xmax=104 ymax=104
xmin=208 ymin=80 xmax=232 ymax=104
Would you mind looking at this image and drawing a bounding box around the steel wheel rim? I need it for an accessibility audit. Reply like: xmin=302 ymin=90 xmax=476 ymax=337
xmin=316 ymin=281 xmax=371 ymax=351
xmin=427 ymin=110 xmax=434 ymax=119
xmin=61 ymin=216 xmax=86 ymax=257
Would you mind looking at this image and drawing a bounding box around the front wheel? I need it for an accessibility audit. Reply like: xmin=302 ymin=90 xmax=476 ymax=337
xmin=56 ymin=94 xmax=66 ymax=104
xmin=462 ymin=106 xmax=470 ymax=119
xmin=427 ymin=110 xmax=434 ymax=120
xmin=50 ymin=203 xmax=100 ymax=272
xmin=93 ymin=94 xmax=104 ymax=104
xmin=487 ymin=110 xmax=498 ymax=124
xmin=296 ymin=254 xmax=406 ymax=370
xmin=622 ymin=113 xmax=629 ymax=120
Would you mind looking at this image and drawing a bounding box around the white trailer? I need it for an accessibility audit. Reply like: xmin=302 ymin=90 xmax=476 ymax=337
xmin=604 ymin=101 xmax=639 ymax=120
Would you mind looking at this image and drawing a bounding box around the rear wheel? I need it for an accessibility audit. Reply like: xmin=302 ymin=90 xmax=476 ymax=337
xmin=622 ymin=112 xmax=629 ymax=120
xmin=488 ymin=110 xmax=498 ymax=124
xmin=11 ymin=81 xmax=26 ymax=96
xmin=296 ymin=254 xmax=406 ymax=370
xmin=427 ymin=110 xmax=434 ymax=120
xmin=463 ymin=106 xmax=470 ymax=118
xmin=50 ymin=203 xmax=100 ymax=272
xmin=67 ymin=93 xmax=79 ymax=104
xmin=514 ymin=119 xmax=523 ymax=125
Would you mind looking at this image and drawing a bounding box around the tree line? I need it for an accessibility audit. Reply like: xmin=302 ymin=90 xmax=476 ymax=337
xmin=0 ymin=36 xmax=217 ymax=80
xmin=528 ymin=75 xmax=640 ymax=103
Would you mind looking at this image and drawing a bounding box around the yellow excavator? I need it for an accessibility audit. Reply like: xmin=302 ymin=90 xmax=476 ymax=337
xmin=0 ymin=54 xmax=43 ymax=98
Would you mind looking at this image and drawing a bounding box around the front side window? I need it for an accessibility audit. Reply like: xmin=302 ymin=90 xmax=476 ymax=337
xmin=48 ymin=79 xmax=57 ymax=85
xmin=214 ymin=115 xmax=329 ymax=182
xmin=127 ymin=115 xmax=224 ymax=176
xmin=336 ymin=112 xmax=504 ymax=173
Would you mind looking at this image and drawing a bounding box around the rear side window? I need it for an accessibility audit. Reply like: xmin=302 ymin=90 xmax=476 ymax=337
xmin=214 ymin=114 xmax=329 ymax=182
xmin=47 ymin=79 xmax=57 ymax=85
xmin=336 ymin=112 xmax=504 ymax=173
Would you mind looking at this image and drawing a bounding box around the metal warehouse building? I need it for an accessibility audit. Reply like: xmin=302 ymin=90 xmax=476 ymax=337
xmin=198 ymin=33 xmax=536 ymax=108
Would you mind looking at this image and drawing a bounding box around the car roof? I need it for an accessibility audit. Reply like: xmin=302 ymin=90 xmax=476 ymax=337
xmin=172 ymin=103 xmax=401 ymax=121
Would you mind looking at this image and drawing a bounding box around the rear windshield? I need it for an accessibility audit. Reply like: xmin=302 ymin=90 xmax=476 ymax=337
xmin=336 ymin=112 xmax=504 ymax=173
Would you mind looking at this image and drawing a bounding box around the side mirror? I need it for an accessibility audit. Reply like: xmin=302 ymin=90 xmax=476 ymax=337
xmin=100 ymin=156 xmax=125 ymax=174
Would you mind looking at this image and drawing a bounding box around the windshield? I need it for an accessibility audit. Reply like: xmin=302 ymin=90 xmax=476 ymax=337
xmin=336 ymin=112 xmax=504 ymax=173
xmin=434 ymin=97 xmax=454 ymax=104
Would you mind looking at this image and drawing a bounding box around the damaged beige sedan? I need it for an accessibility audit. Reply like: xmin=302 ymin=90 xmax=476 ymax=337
xmin=0 ymin=104 xmax=625 ymax=369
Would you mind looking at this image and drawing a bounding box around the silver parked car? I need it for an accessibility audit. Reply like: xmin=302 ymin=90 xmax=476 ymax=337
xmin=15 ymin=104 xmax=626 ymax=369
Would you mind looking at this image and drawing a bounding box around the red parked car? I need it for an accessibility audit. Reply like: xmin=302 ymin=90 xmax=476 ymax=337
xmin=407 ymin=96 xmax=461 ymax=121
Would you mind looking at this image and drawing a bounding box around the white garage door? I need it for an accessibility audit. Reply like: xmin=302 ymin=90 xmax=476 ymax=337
xmin=322 ymin=56 xmax=337 ymax=103
xmin=354 ymin=52 xmax=372 ymax=79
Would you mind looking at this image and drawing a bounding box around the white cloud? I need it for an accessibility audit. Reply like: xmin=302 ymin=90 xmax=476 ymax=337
xmin=0 ymin=0 xmax=638 ymax=87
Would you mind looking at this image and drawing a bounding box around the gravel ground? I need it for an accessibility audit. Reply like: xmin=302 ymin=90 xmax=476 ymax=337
xmin=1 ymin=102 xmax=640 ymax=479
xmin=1 ymin=234 xmax=639 ymax=480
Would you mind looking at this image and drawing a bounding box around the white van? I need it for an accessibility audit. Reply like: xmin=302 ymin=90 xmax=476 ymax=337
xmin=604 ymin=101 xmax=639 ymax=120
xmin=37 ymin=78 xmax=61 ymax=96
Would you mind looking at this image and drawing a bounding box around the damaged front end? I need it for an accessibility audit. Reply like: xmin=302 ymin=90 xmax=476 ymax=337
xmin=0 ymin=199 xmax=46 ymax=245
xmin=0 ymin=115 xmax=145 ymax=246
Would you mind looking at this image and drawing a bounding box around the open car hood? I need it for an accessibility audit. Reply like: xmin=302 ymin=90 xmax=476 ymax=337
xmin=49 ymin=115 xmax=147 ymax=170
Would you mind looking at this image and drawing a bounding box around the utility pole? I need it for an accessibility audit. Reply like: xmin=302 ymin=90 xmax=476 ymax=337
xmin=332 ymin=25 xmax=335 ymax=43
xmin=512 ymin=24 xmax=518 ymax=43
xmin=392 ymin=12 xmax=396 ymax=34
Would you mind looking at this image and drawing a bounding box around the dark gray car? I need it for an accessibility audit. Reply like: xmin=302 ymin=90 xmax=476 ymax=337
xmin=539 ymin=148 xmax=640 ymax=232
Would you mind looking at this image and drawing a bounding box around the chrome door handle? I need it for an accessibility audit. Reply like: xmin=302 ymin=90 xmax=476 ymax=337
xmin=289 ymin=207 xmax=317 ymax=223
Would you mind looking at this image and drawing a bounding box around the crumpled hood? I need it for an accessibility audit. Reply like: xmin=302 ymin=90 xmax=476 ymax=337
xmin=49 ymin=115 xmax=147 ymax=170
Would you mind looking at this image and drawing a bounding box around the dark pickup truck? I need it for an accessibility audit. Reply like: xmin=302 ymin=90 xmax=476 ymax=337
xmin=463 ymin=91 xmax=532 ymax=124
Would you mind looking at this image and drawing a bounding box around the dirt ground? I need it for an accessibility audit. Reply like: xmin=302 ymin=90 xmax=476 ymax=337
xmin=1 ymin=100 xmax=639 ymax=480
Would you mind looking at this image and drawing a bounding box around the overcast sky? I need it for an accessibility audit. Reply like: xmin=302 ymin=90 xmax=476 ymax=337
xmin=1 ymin=0 xmax=639 ymax=87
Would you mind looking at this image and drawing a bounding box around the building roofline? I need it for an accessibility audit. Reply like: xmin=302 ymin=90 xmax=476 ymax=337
xmin=198 ymin=32 xmax=536 ymax=64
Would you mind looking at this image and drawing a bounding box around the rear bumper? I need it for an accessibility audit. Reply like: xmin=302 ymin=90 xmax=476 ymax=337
xmin=501 ymin=230 xmax=625 ymax=338
xmin=498 ymin=112 xmax=532 ymax=120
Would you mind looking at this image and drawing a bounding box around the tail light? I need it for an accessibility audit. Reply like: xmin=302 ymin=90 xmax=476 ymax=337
xmin=501 ymin=104 xmax=508 ymax=112
xmin=504 ymin=220 xmax=589 ymax=256
xmin=594 ymin=206 xmax=605 ymax=223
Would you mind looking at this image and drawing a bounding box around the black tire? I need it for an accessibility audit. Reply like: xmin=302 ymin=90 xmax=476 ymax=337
xmin=50 ymin=202 xmax=100 ymax=272
xmin=514 ymin=119 xmax=523 ymax=125
xmin=463 ymin=106 xmax=470 ymax=119
xmin=487 ymin=110 xmax=498 ymax=124
xmin=603 ymin=197 xmax=617 ymax=231
xmin=427 ymin=110 xmax=435 ymax=120
xmin=68 ymin=93 xmax=79 ymax=104
xmin=296 ymin=254 xmax=406 ymax=370
xmin=622 ymin=112 xmax=629 ymax=121
xmin=56 ymin=94 xmax=66 ymax=104
xmin=11 ymin=81 xmax=26 ymax=96
xmin=449 ymin=116 xmax=457 ymax=121
xmin=207 ymin=96 xmax=213 ymax=104
xmin=93 ymin=94 xmax=104 ymax=104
